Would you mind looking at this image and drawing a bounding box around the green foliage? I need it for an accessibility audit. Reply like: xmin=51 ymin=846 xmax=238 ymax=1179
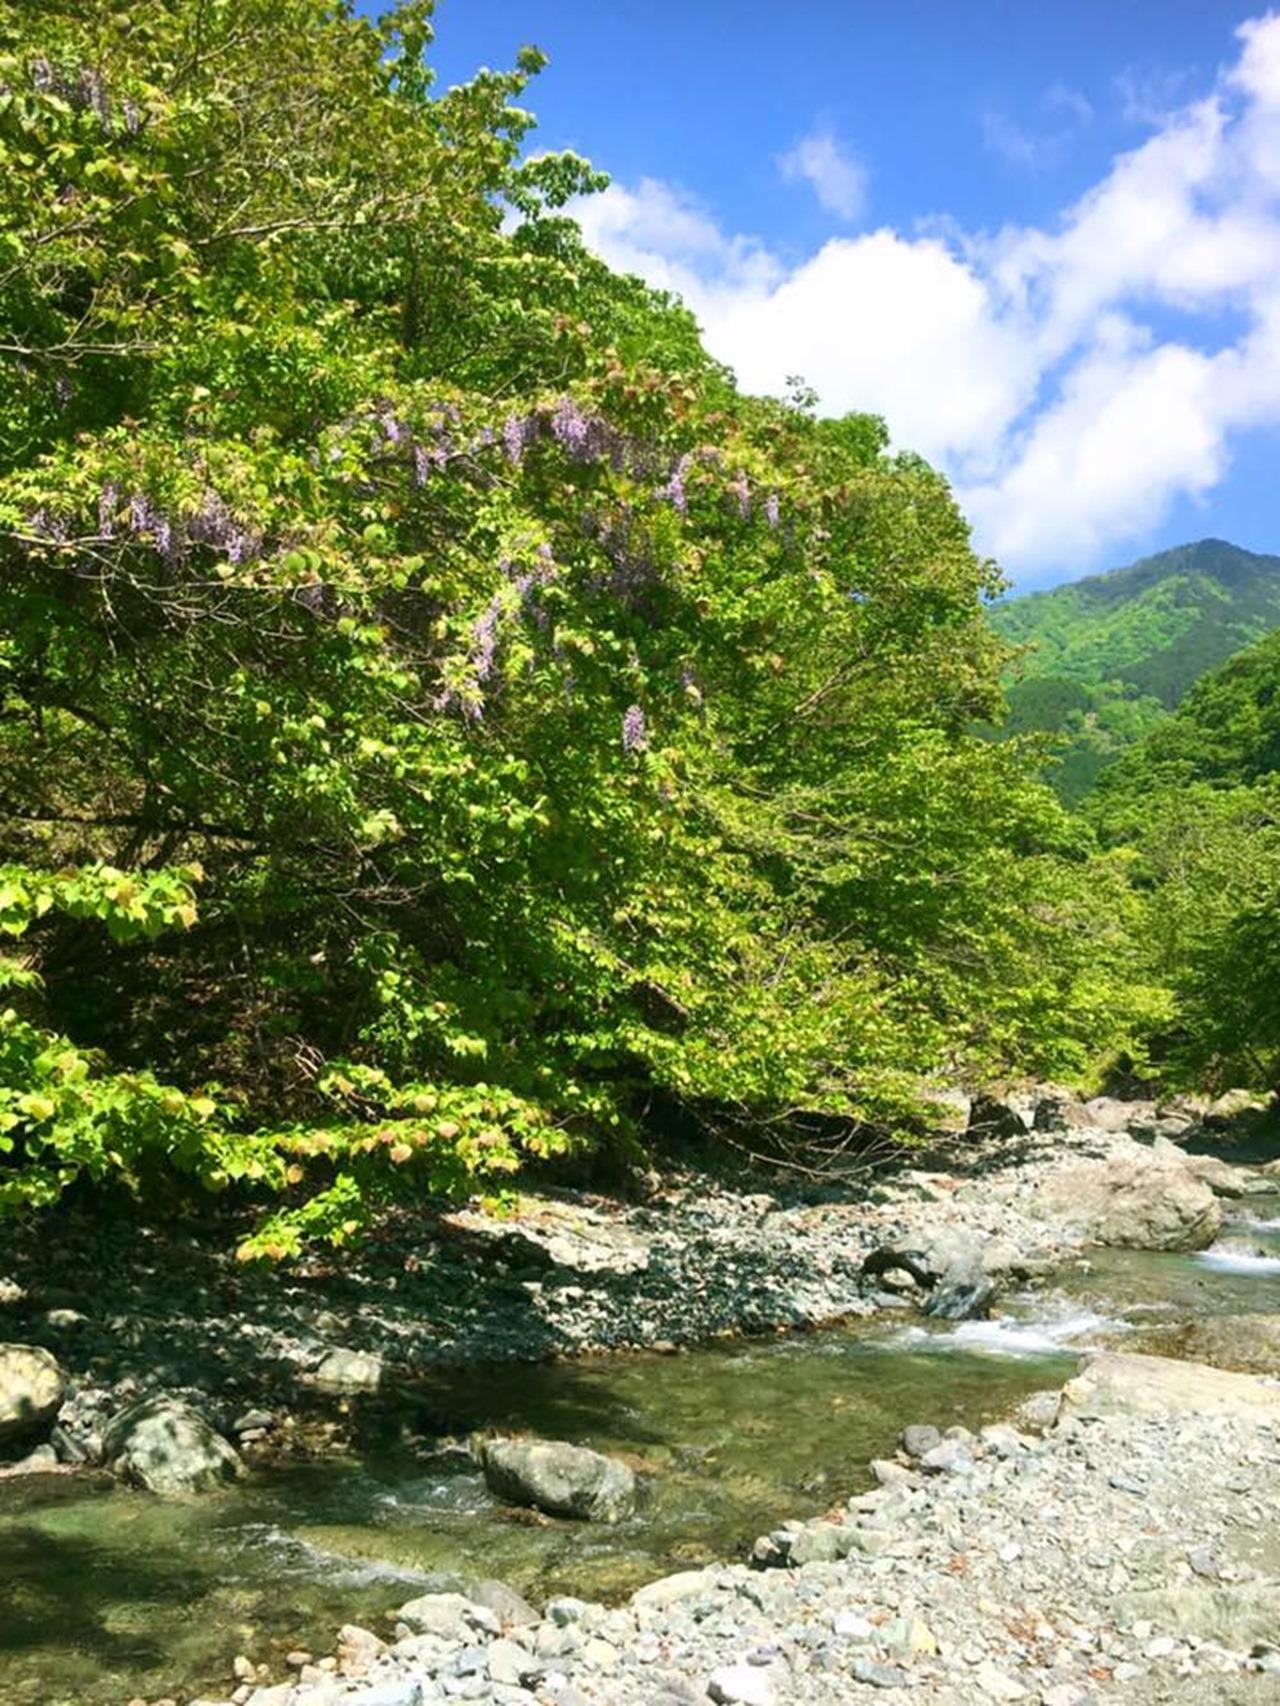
xmin=0 ymin=0 xmax=1157 ymax=1252
xmin=990 ymin=539 xmax=1280 ymax=804
xmin=1089 ymin=629 xmax=1280 ymax=1091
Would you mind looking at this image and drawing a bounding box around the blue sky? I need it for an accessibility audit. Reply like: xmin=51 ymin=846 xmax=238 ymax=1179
xmin=416 ymin=2 xmax=1280 ymax=589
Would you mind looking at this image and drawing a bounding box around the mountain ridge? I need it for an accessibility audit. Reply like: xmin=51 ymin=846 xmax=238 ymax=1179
xmin=990 ymin=537 xmax=1280 ymax=801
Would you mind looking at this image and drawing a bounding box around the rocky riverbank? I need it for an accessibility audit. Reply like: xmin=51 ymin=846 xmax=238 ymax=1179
xmin=188 ymin=1348 xmax=1280 ymax=1706
xmin=3 ymin=1087 xmax=1274 ymax=1449
xmin=2 ymin=1086 xmax=1279 ymax=1705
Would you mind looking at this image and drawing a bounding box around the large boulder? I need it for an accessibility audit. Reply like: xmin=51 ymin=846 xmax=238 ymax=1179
xmin=861 ymin=1227 xmax=998 ymax=1320
xmin=479 ymin=1436 xmax=636 ymax=1522
xmin=0 ymin=1344 xmax=64 ymax=1447
xmin=1034 ymin=1146 xmax=1221 ymax=1251
xmin=102 ymin=1396 xmax=243 ymax=1494
xmin=443 ymin=1198 xmax=650 ymax=1277
xmin=1164 ymin=1148 xmax=1268 ymax=1199
xmin=1062 ymin=1352 xmax=1280 ymax=1422
xmin=1081 ymin=1096 xmax=1155 ymax=1134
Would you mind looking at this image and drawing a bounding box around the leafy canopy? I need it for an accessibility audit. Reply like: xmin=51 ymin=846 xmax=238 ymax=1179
xmin=0 ymin=0 xmax=1157 ymax=1253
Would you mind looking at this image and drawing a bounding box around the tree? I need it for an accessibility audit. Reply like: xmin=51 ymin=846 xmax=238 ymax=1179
xmin=0 ymin=0 xmax=1153 ymax=1253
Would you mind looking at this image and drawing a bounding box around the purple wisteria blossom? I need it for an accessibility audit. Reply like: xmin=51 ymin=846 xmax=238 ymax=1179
xmin=471 ymin=596 xmax=503 ymax=683
xmin=621 ymin=703 xmax=648 ymax=755
xmin=376 ymin=407 xmax=406 ymax=446
xmin=659 ymin=452 xmax=693 ymax=516
xmin=549 ymin=396 xmax=614 ymax=464
xmin=98 ymin=482 xmax=119 ymax=539
xmin=184 ymin=490 xmax=260 ymax=562
xmin=765 ymin=491 xmax=780 ymax=530
xmin=730 ymin=470 xmax=750 ymax=520
xmin=502 ymin=413 xmax=530 ymax=467
xmin=27 ymin=508 xmax=69 ymax=543
xmin=412 ymin=444 xmax=430 ymax=487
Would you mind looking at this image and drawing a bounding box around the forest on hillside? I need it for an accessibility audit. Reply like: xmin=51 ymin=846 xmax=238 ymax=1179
xmin=991 ymin=539 xmax=1280 ymax=803
xmin=1 ymin=0 xmax=1278 ymax=1259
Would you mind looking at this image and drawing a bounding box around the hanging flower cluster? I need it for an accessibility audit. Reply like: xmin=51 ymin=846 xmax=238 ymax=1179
xmin=621 ymin=703 xmax=648 ymax=754
xmin=28 ymin=483 xmax=262 ymax=569
xmin=436 ymin=545 xmax=559 ymax=722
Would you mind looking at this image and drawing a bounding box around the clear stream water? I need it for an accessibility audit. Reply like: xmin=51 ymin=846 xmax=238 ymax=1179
xmin=4 ymin=1201 xmax=1279 ymax=1706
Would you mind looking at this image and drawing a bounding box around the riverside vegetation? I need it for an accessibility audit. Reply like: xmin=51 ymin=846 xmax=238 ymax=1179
xmin=2 ymin=0 xmax=1277 ymax=1253
xmin=3 ymin=6 xmax=1280 ymax=1706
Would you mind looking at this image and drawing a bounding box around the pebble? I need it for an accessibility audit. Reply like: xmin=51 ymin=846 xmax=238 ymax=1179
xmin=850 ymin=1656 xmax=913 ymax=1688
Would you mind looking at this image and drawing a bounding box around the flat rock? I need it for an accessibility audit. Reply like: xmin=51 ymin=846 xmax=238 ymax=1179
xmin=1062 ymin=1352 xmax=1280 ymax=1421
xmin=442 ymin=1199 xmax=650 ymax=1276
xmin=632 ymin=1568 xmax=719 ymax=1612
xmin=466 ymin=1578 xmax=540 ymax=1627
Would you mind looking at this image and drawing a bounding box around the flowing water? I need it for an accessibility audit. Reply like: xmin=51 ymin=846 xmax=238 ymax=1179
xmin=4 ymin=1197 xmax=1279 ymax=1706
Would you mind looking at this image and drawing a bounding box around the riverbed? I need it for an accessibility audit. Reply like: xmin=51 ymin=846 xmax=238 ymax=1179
xmin=4 ymin=1199 xmax=1278 ymax=1706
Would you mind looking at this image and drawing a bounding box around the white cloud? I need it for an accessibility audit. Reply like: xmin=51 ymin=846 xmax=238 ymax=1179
xmin=982 ymin=111 xmax=1053 ymax=170
xmin=569 ymin=12 xmax=1280 ymax=584
xmin=982 ymin=83 xmax=1093 ymax=171
xmin=779 ymin=126 xmax=867 ymax=220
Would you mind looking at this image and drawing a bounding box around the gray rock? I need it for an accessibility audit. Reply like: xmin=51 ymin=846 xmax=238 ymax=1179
xmin=466 ymin=1579 xmax=539 ymax=1628
xmin=308 ymin=1347 xmax=385 ymax=1393
xmin=396 ymin=1592 xmax=480 ymax=1640
xmin=1036 ymin=1147 xmax=1221 ymax=1251
xmin=632 ymin=1569 xmax=719 ymax=1613
xmin=0 ymin=1343 xmax=64 ymax=1445
xmin=346 ymin=1681 xmax=428 ymax=1706
xmin=1116 ymin=1582 xmax=1280 ymax=1648
xmin=901 ymin=1423 xmax=942 ymax=1458
xmin=1062 ymin=1352 xmax=1280 ymax=1421
xmin=335 ymin=1624 xmax=387 ymax=1679
xmin=101 ymin=1395 xmax=241 ymax=1494
xmin=788 ymin=1523 xmax=844 ymax=1564
xmin=850 ymin=1656 xmax=912 ymax=1688
xmin=479 ymin=1436 xmax=636 ymax=1522
xmin=4 ymin=1441 xmax=60 ymax=1474
xmin=920 ymin=1437 xmax=974 ymax=1475
xmin=486 ymin=1639 xmax=536 ymax=1687
xmin=1174 ymin=1312 xmax=1280 ymax=1375
xmin=443 ymin=1201 xmax=650 ymax=1276
xmin=862 ymin=1228 xmax=997 ymax=1321
xmin=1033 ymin=1092 xmax=1093 ymax=1132
xmin=1082 ymin=1096 xmax=1153 ymax=1134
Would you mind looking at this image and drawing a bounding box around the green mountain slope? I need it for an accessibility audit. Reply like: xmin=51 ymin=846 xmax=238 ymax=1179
xmin=1094 ymin=625 xmax=1280 ymax=806
xmin=991 ymin=539 xmax=1280 ymax=801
